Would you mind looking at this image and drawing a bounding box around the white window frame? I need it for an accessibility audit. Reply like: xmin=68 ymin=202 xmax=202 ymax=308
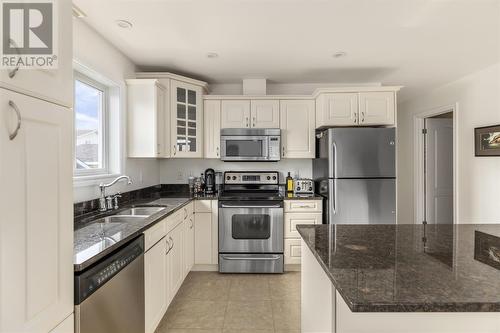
xmin=73 ymin=71 xmax=110 ymax=178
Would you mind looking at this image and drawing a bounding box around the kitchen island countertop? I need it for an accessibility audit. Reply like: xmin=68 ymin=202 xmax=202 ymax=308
xmin=297 ymin=223 xmax=500 ymax=312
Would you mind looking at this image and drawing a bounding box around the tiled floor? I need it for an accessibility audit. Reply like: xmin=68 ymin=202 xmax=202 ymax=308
xmin=155 ymin=271 xmax=301 ymax=333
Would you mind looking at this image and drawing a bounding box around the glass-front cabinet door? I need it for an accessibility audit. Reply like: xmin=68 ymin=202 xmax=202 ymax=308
xmin=170 ymin=80 xmax=203 ymax=157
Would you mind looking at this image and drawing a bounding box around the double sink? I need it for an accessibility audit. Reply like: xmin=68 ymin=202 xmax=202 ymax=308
xmin=92 ymin=206 xmax=167 ymax=224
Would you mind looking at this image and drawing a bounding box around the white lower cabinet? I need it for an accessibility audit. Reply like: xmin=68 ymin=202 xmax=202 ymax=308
xmin=184 ymin=211 xmax=195 ymax=276
xmin=144 ymin=200 xmax=215 ymax=333
xmin=145 ymin=238 xmax=168 ymax=333
xmin=167 ymin=223 xmax=185 ymax=303
xmin=0 ymin=88 xmax=73 ymax=333
xmin=194 ymin=200 xmax=219 ymax=267
xmin=284 ymin=200 xmax=322 ymax=266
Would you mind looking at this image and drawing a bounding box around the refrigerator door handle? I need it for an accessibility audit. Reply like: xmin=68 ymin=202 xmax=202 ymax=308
xmin=329 ymin=139 xmax=338 ymax=179
xmin=333 ymin=180 xmax=337 ymax=215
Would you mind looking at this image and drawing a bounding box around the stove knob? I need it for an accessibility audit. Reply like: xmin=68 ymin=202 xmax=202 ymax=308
xmin=232 ymin=176 xmax=237 ymax=180
xmin=267 ymin=176 xmax=271 ymax=180
xmin=297 ymin=187 xmax=301 ymax=191
xmin=226 ymin=176 xmax=230 ymax=180
xmin=272 ymin=176 xmax=277 ymax=180
xmin=308 ymin=187 xmax=313 ymax=191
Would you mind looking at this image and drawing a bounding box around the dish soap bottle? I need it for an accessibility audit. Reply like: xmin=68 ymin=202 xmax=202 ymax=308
xmin=286 ymin=172 xmax=294 ymax=193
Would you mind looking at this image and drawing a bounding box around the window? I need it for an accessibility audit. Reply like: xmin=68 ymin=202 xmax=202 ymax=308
xmin=74 ymin=72 xmax=108 ymax=176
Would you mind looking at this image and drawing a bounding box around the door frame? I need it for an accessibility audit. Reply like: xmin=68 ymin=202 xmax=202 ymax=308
xmin=413 ymin=103 xmax=459 ymax=225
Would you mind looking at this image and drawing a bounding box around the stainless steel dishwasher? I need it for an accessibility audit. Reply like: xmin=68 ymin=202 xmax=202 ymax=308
xmin=75 ymin=235 xmax=145 ymax=333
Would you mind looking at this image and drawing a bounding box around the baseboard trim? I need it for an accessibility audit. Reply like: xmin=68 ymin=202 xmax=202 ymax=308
xmin=192 ymin=264 xmax=218 ymax=271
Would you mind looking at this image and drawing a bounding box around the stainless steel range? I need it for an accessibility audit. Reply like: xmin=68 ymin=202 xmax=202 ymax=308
xmin=218 ymin=171 xmax=284 ymax=273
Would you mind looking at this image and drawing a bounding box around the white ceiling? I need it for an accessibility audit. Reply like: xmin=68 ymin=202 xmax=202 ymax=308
xmin=74 ymin=0 xmax=500 ymax=100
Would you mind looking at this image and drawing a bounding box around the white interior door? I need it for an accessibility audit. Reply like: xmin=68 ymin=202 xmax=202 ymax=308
xmin=425 ymin=118 xmax=454 ymax=224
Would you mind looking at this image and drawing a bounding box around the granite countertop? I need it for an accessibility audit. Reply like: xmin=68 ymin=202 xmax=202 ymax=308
xmin=74 ymin=189 xmax=320 ymax=273
xmin=297 ymin=224 xmax=500 ymax=312
xmin=74 ymin=197 xmax=192 ymax=272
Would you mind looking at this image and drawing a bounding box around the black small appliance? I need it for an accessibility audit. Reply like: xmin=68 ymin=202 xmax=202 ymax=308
xmin=204 ymin=168 xmax=215 ymax=194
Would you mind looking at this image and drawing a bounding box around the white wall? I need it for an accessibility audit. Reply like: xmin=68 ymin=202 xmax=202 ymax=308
xmin=160 ymin=159 xmax=312 ymax=184
xmin=397 ymin=63 xmax=500 ymax=224
xmin=73 ymin=20 xmax=160 ymax=202
xmin=209 ymin=82 xmax=381 ymax=95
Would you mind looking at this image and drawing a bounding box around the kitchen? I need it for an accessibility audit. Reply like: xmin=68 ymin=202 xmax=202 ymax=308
xmin=1 ymin=1 xmax=500 ymax=333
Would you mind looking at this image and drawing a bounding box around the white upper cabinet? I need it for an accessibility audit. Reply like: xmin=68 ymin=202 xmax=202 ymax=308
xmin=316 ymin=93 xmax=358 ymax=127
xmin=220 ymin=99 xmax=279 ymax=128
xmin=171 ymin=80 xmax=203 ymax=158
xmin=127 ymin=79 xmax=167 ymax=158
xmin=250 ymin=100 xmax=280 ymax=128
xmin=204 ymin=100 xmax=221 ymax=159
xmin=0 ymin=0 xmax=73 ymax=108
xmin=221 ymin=100 xmax=250 ymax=128
xmin=0 ymin=88 xmax=73 ymax=333
xmin=280 ymin=100 xmax=315 ymax=158
xmin=359 ymin=91 xmax=395 ymax=125
xmin=315 ymin=89 xmax=398 ymax=127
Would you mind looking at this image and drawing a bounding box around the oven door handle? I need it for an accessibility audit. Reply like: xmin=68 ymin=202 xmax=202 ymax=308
xmin=221 ymin=255 xmax=282 ymax=261
xmin=220 ymin=204 xmax=282 ymax=208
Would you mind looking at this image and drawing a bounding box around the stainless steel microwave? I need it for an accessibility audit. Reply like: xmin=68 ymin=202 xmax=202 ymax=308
xmin=220 ymin=128 xmax=281 ymax=161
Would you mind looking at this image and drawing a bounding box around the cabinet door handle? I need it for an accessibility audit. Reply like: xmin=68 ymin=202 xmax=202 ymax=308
xmin=7 ymin=100 xmax=21 ymax=140
xmin=216 ymin=146 xmax=219 ymax=157
xmin=252 ymin=116 xmax=256 ymax=127
xmin=353 ymin=112 xmax=358 ymax=124
xmin=361 ymin=112 xmax=365 ymax=124
xmin=173 ymin=145 xmax=177 ymax=156
xmin=169 ymin=236 xmax=174 ymax=250
xmin=190 ymin=218 xmax=194 ymax=229
xmin=165 ymin=239 xmax=171 ymax=254
xmin=8 ymin=39 xmax=20 ymax=79
xmin=246 ymin=117 xmax=249 ymax=128
xmin=282 ymin=146 xmax=285 ymax=157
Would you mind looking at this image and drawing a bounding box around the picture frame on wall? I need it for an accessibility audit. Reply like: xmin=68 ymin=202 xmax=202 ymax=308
xmin=475 ymin=124 xmax=500 ymax=156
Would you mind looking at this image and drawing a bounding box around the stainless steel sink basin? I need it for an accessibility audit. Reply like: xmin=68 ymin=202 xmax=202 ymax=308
xmin=94 ymin=216 xmax=145 ymax=224
xmin=116 ymin=206 xmax=166 ymax=217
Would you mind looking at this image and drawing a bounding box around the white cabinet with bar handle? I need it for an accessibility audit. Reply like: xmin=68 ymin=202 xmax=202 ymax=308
xmin=127 ymin=79 xmax=168 ymax=158
xmin=280 ymin=100 xmax=316 ymax=159
xmin=204 ymin=100 xmax=221 ymax=158
xmin=315 ymin=89 xmax=399 ymax=128
xmin=283 ymin=199 xmax=323 ymax=267
xmin=0 ymin=88 xmax=73 ymax=333
xmin=221 ymin=99 xmax=280 ymax=129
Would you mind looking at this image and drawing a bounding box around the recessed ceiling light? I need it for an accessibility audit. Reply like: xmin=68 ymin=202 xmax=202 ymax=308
xmin=207 ymin=52 xmax=219 ymax=59
xmin=116 ymin=20 xmax=133 ymax=29
xmin=332 ymin=51 xmax=347 ymax=58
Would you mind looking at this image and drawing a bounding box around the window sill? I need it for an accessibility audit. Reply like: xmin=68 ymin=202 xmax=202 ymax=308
xmin=73 ymin=173 xmax=121 ymax=188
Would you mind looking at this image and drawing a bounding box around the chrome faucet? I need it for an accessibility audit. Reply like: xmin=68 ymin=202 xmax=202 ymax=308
xmin=99 ymin=175 xmax=132 ymax=212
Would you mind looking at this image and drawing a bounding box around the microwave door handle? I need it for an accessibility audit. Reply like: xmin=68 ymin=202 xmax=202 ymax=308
xmin=262 ymin=137 xmax=269 ymax=159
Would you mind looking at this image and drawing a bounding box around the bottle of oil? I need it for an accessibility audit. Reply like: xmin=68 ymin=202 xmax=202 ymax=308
xmin=286 ymin=172 xmax=294 ymax=193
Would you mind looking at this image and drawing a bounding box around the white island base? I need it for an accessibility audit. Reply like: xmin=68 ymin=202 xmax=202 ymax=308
xmin=301 ymin=240 xmax=500 ymax=333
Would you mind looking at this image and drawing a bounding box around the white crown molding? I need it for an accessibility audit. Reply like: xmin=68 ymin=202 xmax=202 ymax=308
xmin=135 ymin=72 xmax=209 ymax=91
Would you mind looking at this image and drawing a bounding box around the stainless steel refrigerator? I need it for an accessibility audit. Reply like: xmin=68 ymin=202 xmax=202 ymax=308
xmin=313 ymin=128 xmax=396 ymax=224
